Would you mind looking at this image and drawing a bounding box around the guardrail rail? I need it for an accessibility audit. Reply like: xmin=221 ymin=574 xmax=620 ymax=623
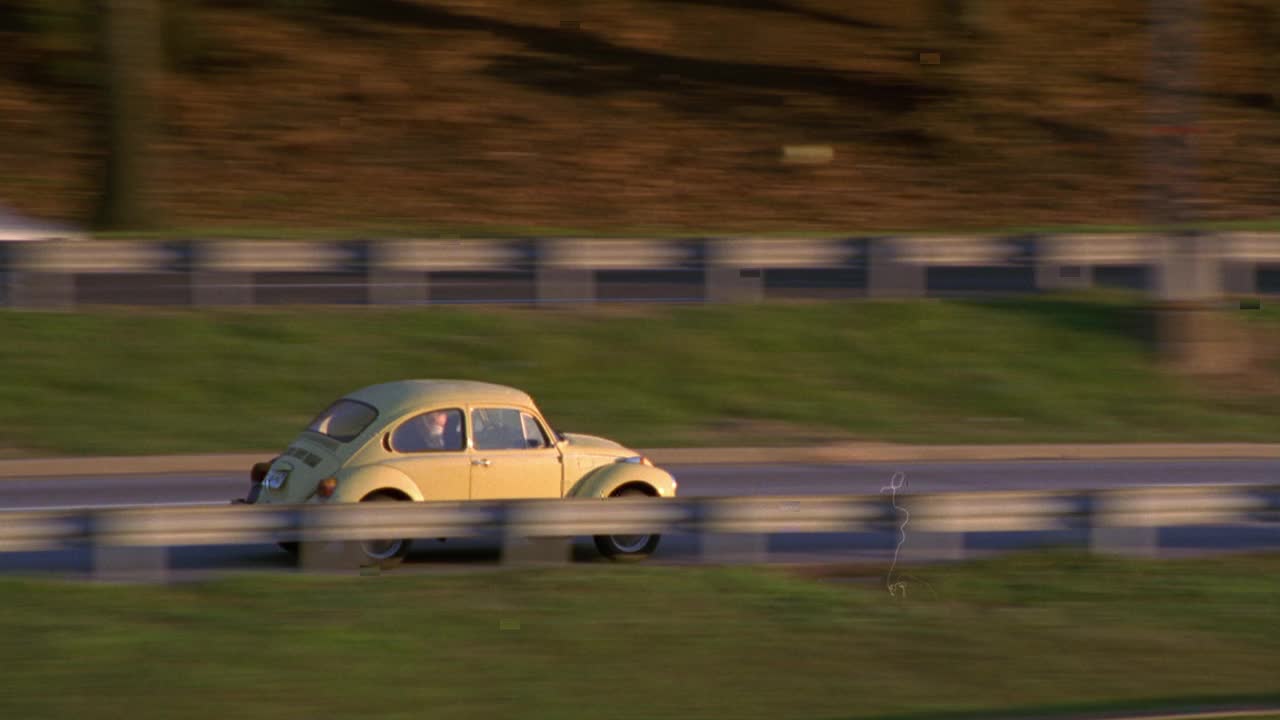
xmin=1 ymin=483 xmax=1276 ymax=580
xmin=1 ymin=232 xmax=1274 ymax=307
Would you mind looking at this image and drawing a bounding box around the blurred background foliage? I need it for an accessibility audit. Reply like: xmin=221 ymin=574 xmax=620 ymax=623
xmin=2 ymin=0 xmax=1280 ymax=232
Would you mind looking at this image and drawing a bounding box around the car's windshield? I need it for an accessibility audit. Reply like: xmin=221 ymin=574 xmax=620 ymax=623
xmin=304 ymin=399 xmax=378 ymax=443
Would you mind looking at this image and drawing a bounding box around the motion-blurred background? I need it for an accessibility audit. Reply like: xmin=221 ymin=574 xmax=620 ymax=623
xmin=1 ymin=0 xmax=1276 ymax=231
xmin=0 ymin=3 xmax=1278 ymax=720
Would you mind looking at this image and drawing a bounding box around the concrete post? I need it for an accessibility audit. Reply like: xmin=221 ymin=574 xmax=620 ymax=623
xmin=866 ymin=238 xmax=926 ymax=298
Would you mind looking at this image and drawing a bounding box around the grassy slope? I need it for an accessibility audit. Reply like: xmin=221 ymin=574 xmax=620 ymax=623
xmin=3 ymin=0 xmax=1280 ymax=233
xmin=1 ymin=297 xmax=1278 ymax=457
xmin=0 ymin=552 xmax=1277 ymax=720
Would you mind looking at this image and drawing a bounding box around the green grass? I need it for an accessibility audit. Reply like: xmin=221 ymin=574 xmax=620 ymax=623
xmin=1 ymin=296 xmax=1277 ymax=457
xmin=0 ymin=551 xmax=1277 ymax=720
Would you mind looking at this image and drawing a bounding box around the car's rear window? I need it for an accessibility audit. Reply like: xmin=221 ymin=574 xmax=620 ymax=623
xmin=305 ymin=399 xmax=379 ymax=443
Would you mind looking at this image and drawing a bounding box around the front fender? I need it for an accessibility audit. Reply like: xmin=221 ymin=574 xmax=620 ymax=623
xmin=567 ymin=463 xmax=678 ymax=499
xmin=329 ymin=464 xmax=425 ymax=503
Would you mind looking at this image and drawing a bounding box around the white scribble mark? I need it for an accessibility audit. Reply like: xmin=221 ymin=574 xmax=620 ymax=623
xmin=881 ymin=471 xmax=909 ymax=598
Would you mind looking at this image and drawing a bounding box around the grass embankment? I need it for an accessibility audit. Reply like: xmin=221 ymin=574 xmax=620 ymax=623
xmin=5 ymin=0 xmax=1280 ymax=232
xmin=1 ymin=296 xmax=1279 ymax=457
xmin=1 ymin=552 xmax=1277 ymax=720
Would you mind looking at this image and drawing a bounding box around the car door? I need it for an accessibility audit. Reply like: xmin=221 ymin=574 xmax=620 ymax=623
xmin=380 ymin=407 xmax=471 ymax=501
xmin=468 ymin=406 xmax=563 ymax=499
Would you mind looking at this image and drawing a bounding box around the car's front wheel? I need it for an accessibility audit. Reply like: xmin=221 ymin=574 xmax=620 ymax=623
xmin=593 ymin=488 xmax=661 ymax=562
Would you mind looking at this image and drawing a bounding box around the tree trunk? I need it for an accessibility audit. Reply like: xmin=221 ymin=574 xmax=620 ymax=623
xmin=94 ymin=0 xmax=161 ymax=231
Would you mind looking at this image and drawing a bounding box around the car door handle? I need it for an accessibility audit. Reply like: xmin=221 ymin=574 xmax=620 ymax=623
xmin=471 ymin=458 xmax=491 ymax=467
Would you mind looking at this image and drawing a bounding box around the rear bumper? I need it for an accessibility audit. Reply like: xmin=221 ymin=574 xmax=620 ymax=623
xmin=230 ymin=483 xmax=264 ymax=505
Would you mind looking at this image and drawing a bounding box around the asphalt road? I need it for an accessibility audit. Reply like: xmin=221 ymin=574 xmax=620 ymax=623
xmin=1 ymin=459 xmax=1278 ymax=509
xmin=1 ymin=459 xmax=1277 ymax=577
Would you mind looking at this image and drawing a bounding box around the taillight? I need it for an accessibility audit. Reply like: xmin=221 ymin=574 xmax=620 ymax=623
xmin=316 ymin=477 xmax=338 ymax=499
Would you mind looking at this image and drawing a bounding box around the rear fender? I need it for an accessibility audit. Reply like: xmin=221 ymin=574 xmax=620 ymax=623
xmin=567 ymin=463 xmax=678 ymax=499
xmin=328 ymin=465 xmax=424 ymax=503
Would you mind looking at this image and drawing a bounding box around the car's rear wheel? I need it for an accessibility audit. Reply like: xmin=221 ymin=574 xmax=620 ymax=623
xmin=593 ymin=488 xmax=661 ymax=562
xmin=356 ymin=493 xmax=412 ymax=569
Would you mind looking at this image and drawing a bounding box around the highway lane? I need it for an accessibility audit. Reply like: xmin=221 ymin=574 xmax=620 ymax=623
xmin=2 ymin=459 xmax=1279 ymax=510
xmin=0 ymin=459 xmax=1276 ymax=577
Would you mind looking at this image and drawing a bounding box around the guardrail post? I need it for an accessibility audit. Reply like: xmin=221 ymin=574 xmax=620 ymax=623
xmin=705 ymin=239 xmax=763 ymax=303
xmin=1033 ymin=235 xmax=1095 ymax=292
xmin=1217 ymin=232 xmax=1273 ymax=296
xmin=191 ymin=240 xmax=253 ymax=306
xmin=705 ymin=266 xmax=764 ymax=303
xmin=298 ymin=540 xmax=364 ymax=572
xmin=866 ymin=237 xmax=925 ymax=298
xmin=535 ymin=239 xmax=595 ymax=305
xmin=1154 ymin=232 xmax=1221 ymax=303
xmin=500 ymin=502 xmax=575 ymax=565
xmin=1089 ymin=490 xmax=1159 ymax=557
xmin=4 ymin=241 xmax=74 ymax=308
xmin=1034 ymin=263 xmax=1094 ymax=291
xmin=5 ymin=271 xmax=75 ymax=309
xmin=190 ymin=270 xmax=253 ymax=306
xmin=698 ymin=499 xmax=768 ymax=563
xmin=1221 ymin=261 xmax=1256 ymax=296
xmin=89 ymin=511 xmax=169 ymax=583
xmin=296 ymin=507 xmax=368 ymax=573
xmin=501 ymin=535 xmax=573 ymax=565
xmin=904 ymin=530 xmax=966 ymax=562
xmin=1089 ymin=525 xmax=1158 ymax=556
xmin=700 ymin=532 xmax=768 ymax=563
xmin=366 ymin=270 xmax=428 ymax=306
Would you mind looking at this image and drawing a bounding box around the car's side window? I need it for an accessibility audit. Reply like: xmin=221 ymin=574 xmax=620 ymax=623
xmin=521 ymin=412 xmax=551 ymax=449
xmin=390 ymin=408 xmax=465 ymax=453
xmin=472 ymin=408 xmax=545 ymax=451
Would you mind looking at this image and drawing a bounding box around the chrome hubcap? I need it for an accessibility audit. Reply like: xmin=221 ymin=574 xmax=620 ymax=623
xmin=610 ymin=534 xmax=650 ymax=554
xmin=361 ymin=538 xmax=404 ymax=561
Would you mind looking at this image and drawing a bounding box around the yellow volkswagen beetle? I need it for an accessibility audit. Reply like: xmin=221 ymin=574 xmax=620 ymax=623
xmin=239 ymin=379 xmax=677 ymax=568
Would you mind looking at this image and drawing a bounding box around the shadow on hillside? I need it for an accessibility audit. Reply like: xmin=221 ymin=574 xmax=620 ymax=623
xmin=285 ymin=0 xmax=947 ymax=119
xmin=955 ymin=294 xmax=1152 ymax=347
xmin=650 ymin=0 xmax=888 ymax=31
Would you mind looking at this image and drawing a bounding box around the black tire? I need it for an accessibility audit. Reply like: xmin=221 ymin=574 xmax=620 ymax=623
xmin=354 ymin=493 xmax=413 ymax=570
xmin=593 ymin=488 xmax=661 ymax=562
xmin=278 ymin=541 xmax=299 ymax=557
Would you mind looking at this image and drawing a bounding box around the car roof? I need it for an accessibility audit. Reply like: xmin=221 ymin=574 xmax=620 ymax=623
xmin=343 ymin=379 xmax=537 ymax=418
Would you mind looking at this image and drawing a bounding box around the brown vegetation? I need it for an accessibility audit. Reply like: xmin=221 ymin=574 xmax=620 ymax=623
xmin=2 ymin=0 xmax=1280 ymax=232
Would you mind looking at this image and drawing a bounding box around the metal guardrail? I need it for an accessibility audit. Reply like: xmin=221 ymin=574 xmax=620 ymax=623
xmin=2 ymin=484 xmax=1277 ymax=579
xmin=0 ymin=232 xmax=1275 ymax=307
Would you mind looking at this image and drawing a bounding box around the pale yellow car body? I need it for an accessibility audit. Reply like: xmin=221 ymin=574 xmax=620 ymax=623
xmin=250 ymin=379 xmax=677 ymax=508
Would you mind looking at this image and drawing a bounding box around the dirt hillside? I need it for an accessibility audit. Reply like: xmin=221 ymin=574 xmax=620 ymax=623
xmin=1 ymin=0 xmax=1279 ymax=232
